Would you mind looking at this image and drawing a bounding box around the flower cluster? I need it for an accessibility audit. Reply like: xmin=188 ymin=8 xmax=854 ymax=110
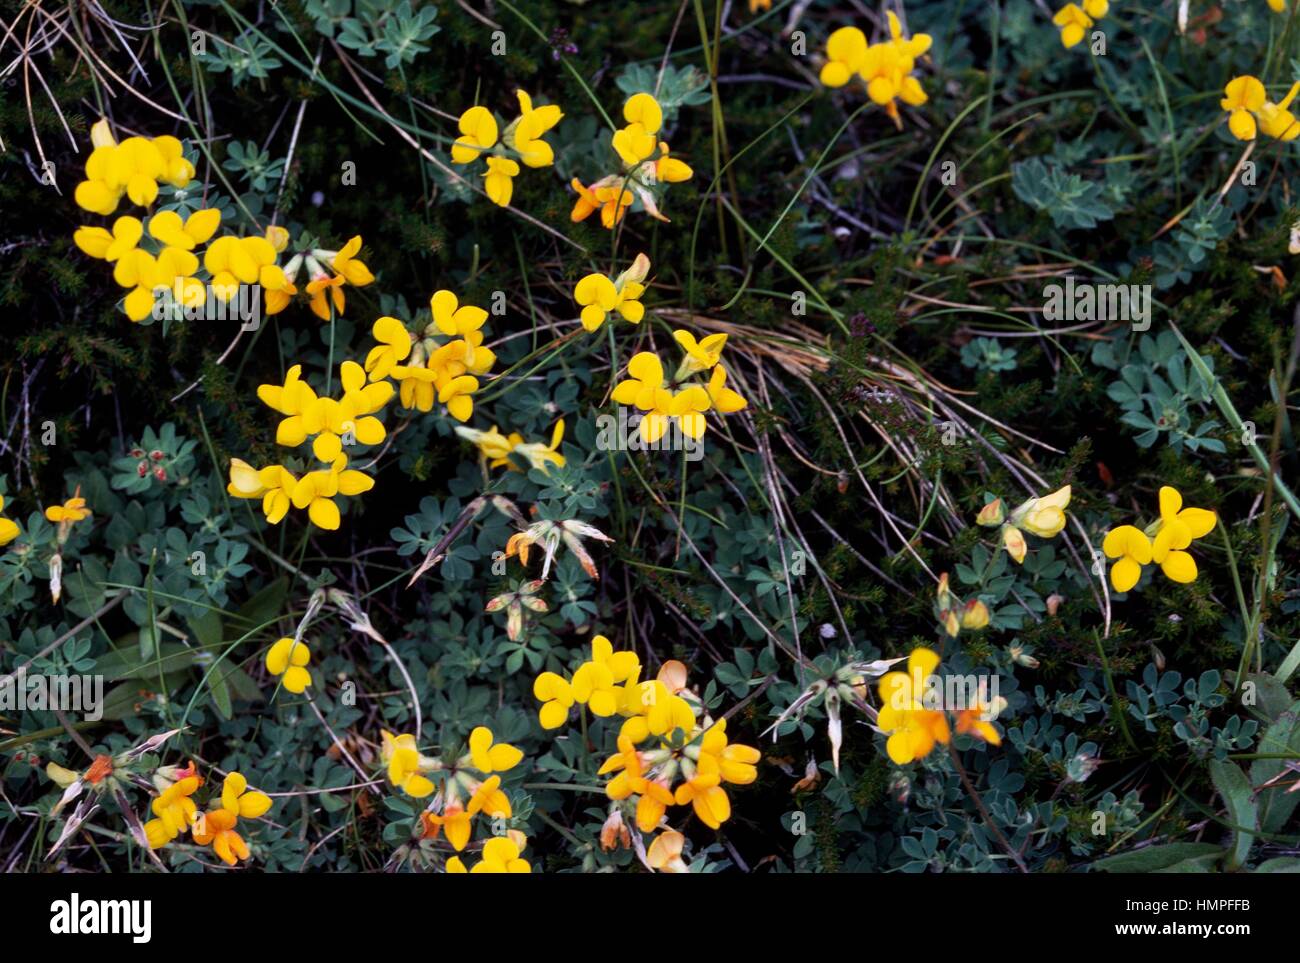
xmin=74 ymin=119 xmax=195 ymax=214
xmin=381 ymin=726 xmax=530 ymax=871
xmin=574 ymin=253 xmax=650 ymax=333
xmin=1103 ymin=486 xmax=1217 ymax=593
xmin=611 ymin=330 xmax=748 ymax=443
xmin=1221 ymin=75 xmax=1300 ymax=142
xmin=267 ymin=232 xmax=375 ymax=319
xmin=570 ymin=92 xmax=693 ymax=229
xmin=976 ymin=485 xmax=1072 ymax=565
xmin=371 ymin=290 xmax=497 ymax=422
xmin=1052 ymin=0 xmax=1108 ymax=49
xmin=451 ymin=90 xmax=564 ymax=207
xmin=145 ymin=767 xmax=273 ymax=867
xmin=225 ymin=362 xmax=384 ymax=530
xmin=877 ymin=648 xmax=1002 ymax=764
xmin=606 ymin=663 xmax=758 ymax=839
xmin=819 ymin=12 xmax=931 ymax=127
xmin=71 ymin=121 xmax=367 ymax=324
xmin=533 ymin=635 xmax=649 ymax=729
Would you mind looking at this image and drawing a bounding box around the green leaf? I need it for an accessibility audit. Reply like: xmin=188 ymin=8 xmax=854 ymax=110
xmin=1092 ymin=842 xmax=1225 ymax=873
xmin=1250 ymin=701 xmax=1300 ymax=835
xmin=1255 ymin=857 xmax=1300 ymax=873
xmin=1209 ymin=759 xmax=1257 ymax=871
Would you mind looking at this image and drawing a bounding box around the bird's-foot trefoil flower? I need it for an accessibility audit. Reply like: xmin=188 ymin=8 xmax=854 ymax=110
xmin=575 ymin=253 xmax=650 ymax=332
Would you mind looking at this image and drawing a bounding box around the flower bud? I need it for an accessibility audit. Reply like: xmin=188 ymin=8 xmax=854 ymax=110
xmin=960 ymin=599 xmax=990 ymax=630
xmin=600 ymin=809 xmax=631 ymax=851
xmin=942 ymin=609 xmax=960 ymax=638
xmin=1002 ymin=524 xmax=1027 ymax=564
xmin=1009 ymin=644 xmax=1039 ymax=669
xmin=47 ymin=762 xmax=80 ymax=788
xmin=976 ymin=498 xmax=1005 ymax=527
xmin=936 ymin=572 xmax=953 ymax=610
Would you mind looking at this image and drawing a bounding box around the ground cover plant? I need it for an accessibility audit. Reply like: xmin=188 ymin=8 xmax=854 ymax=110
xmin=1 ymin=0 xmax=1300 ymax=876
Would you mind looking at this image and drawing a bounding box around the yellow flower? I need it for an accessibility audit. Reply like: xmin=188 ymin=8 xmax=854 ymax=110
xmin=876 ymin=647 xmax=951 ymax=765
xmin=705 ymin=364 xmax=748 ymax=413
xmin=954 ymin=703 xmax=1002 ymax=746
xmin=1257 ymin=81 xmax=1300 ymax=141
xmin=431 ymin=288 xmax=489 ymax=342
xmin=533 ymin=670 xmax=576 ymax=729
xmin=437 ymin=372 xmax=481 ymax=422
xmin=673 ymin=329 xmax=728 ymax=377
xmin=192 ymin=808 xmax=250 ymax=866
xmin=143 ymin=773 xmax=202 ymax=848
xmin=451 ymin=105 xmax=499 ymax=164
xmin=289 ymin=454 xmax=375 ymax=530
xmin=673 ymin=765 xmax=731 ymax=829
xmin=73 ymin=122 xmax=194 ymax=215
xmin=455 ymin=424 xmax=516 ymax=468
xmin=424 ymin=800 xmax=472 ymax=851
xmin=1102 ymin=525 xmax=1152 ymax=592
xmin=467 ymin=774 xmax=512 ymax=818
xmin=147 ymin=208 xmax=221 ymax=250
xmin=365 ymin=316 xmax=414 ymax=382
xmin=483 ymin=156 xmax=520 ymax=207
xmin=0 ymin=496 xmax=20 ymax=547
xmin=647 ymin=829 xmax=688 ymax=872
xmin=73 ymin=215 xmax=143 ymax=262
xmin=571 ymin=635 xmax=641 ymax=716
xmin=331 ymin=235 xmax=374 ymax=287
xmin=570 ymin=177 xmax=634 ymax=229
xmin=219 ymin=772 xmax=273 ymax=819
xmin=226 ymin=461 xmax=297 ymax=525
xmin=699 ymin=718 xmax=760 ymax=785
xmin=265 ymin=637 xmax=312 ymax=693
xmin=1270 ymin=0 xmax=1288 ymax=11
xmin=1149 ymin=485 xmax=1216 ymax=583
xmin=1221 ymin=76 xmax=1267 ymax=141
xmin=458 ymin=836 xmax=532 ymax=873
xmin=512 ymin=420 xmax=567 ymax=473
xmin=859 ymin=13 xmax=931 ymax=119
xmin=820 ymin=26 xmax=869 ymax=87
xmin=612 ymin=93 xmax=663 ymax=166
xmin=45 ymin=497 xmax=91 ymax=524
xmin=1010 ymin=485 xmax=1071 ymax=538
xmin=1053 ymin=4 xmax=1095 ymax=48
xmin=301 ymin=361 xmax=393 ymax=462
xmin=381 ymin=730 xmax=434 ymax=798
xmin=611 ymin=352 xmax=678 ymax=443
xmin=506 ymin=89 xmax=563 ymax=168
xmin=204 ymin=234 xmax=280 ymax=294
xmin=257 ymin=365 xmax=319 ymax=446
xmin=655 ymin=143 xmax=693 ymax=183
xmin=306 ymin=272 xmax=346 ymax=320
xmin=574 ymin=253 xmax=649 ymax=332
xmin=468 ymin=726 xmax=524 ymax=774
xmin=619 ymin=669 xmax=697 ymax=742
